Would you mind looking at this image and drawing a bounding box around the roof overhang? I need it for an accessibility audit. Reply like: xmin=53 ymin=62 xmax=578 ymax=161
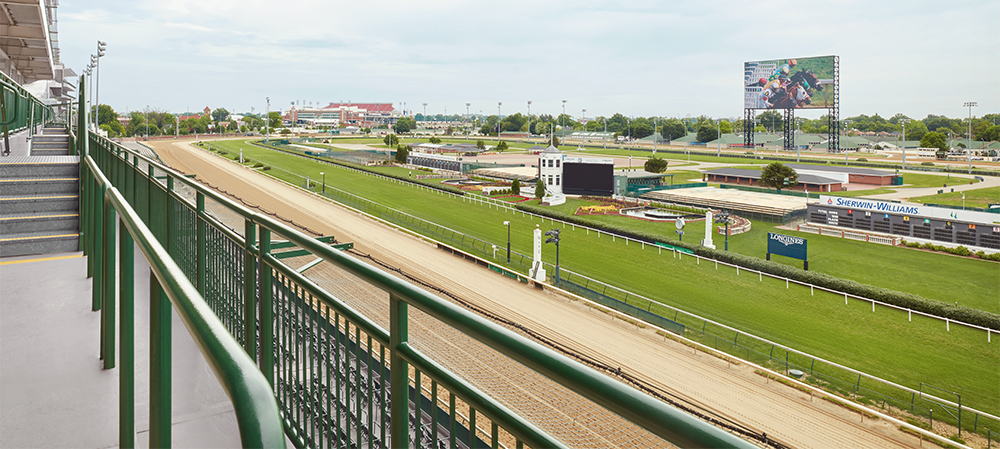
xmin=1 ymin=0 xmax=55 ymax=82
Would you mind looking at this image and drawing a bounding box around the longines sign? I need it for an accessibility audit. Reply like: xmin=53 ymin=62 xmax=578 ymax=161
xmin=767 ymin=232 xmax=807 ymax=261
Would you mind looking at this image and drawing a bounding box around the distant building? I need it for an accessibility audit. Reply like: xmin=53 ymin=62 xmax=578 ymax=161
xmin=284 ymin=103 xmax=400 ymax=128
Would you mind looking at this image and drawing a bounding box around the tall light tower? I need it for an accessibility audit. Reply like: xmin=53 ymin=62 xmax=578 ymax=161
xmin=527 ymin=101 xmax=532 ymax=139
xmin=497 ymin=102 xmax=502 ymax=137
xmin=423 ymin=103 xmax=427 ymax=119
xmin=899 ymin=118 xmax=910 ymax=169
xmin=964 ymin=101 xmax=977 ymax=173
xmin=465 ymin=103 xmax=470 ymax=139
xmin=265 ymin=97 xmax=270 ymax=142
xmin=94 ymin=41 xmax=106 ymax=130
xmin=843 ymin=119 xmax=853 ymax=163
xmin=561 ymin=99 xmax=567 ymax=141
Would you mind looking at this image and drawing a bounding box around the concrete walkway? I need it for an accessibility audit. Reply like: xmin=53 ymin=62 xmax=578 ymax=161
xmin=0 ymin=250 xmax=247 ymax=448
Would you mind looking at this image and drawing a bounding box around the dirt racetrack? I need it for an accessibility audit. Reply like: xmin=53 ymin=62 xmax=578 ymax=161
xmin=152 ymin=138 xmax=927 ymax=448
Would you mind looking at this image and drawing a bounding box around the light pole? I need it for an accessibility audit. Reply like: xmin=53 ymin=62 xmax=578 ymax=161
xmin=527 ymin=101 xmax=532 ymax=141
xmin=497 ymin=102 xmax=502 ymax=138
xmin=503 ymin=221 xmax=511 ymax=263
xmin=794 ymin=118 xmax=803 ymax=162
xmin=320 ymin=172 xmax=325 ymax=193
xmin=653 ymin=117 xmax=658 ymax=155
xmin=95 ymin=41 xmax=106 ymax=131
xmin=603 ymin=117 xmax=607 ymax=150
xmin=717 ymin=120 xmax=721 ymax=157
xmin=561 ymin=100 xmax=567 ymax=141
xmin=962 ymin=192 xmax=966 ymax=210
xmin=145 ymin=105 xmax=149 ymax=139
xmin=265 ymin=97 xmax=270 ymax=142
xmin=466 ymin=103 xmax=470 ymax=140
xmin=545 ymin=229 xmax=560 ymax=283
xmin=964 ymin=101 xmax=977 ymax=173
xmin=900 ymin=118 xmax=910 ymax=169
xmin=423 ymin=103 xmax=427 ymax=119
xmin=714 ymin=211 xmax=731 ymax=251
xmin=843 ymin=119 xmax=853 ymax=162
xmin=88 ymin=58 xmax=96 ymax=129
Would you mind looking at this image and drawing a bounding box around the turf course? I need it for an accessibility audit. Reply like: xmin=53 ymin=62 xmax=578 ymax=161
xmin=197 ymin=139 xmax=1000 ymax=417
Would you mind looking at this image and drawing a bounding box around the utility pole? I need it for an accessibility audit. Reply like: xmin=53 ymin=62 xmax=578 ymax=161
xmin=964 ymin=102 xmax=977 ymax=173
xmin=265 ymin=97 xmax=270 ymax=142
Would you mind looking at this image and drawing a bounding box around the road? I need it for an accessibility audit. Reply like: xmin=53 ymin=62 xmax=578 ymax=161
xmin=151 ymin=138 xmax=926 ymax=448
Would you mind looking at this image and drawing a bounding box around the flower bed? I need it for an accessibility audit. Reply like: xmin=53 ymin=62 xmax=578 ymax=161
xmin=575 ymin=204 xmax=620 ymax=215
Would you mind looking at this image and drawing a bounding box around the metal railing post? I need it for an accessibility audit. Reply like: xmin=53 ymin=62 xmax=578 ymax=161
xmin=196 ymin=193 xmax=206 ymax=296
xmin=258 ymin=226 xmax=274 ymax=385
xmin=93 ymin=183 xmax=105 ymax=312
xmin=390 ymin=293 xmax=409 ymax=449
xmin=149 ymin=271 xmax=172 ymax=449
xmin=243 ymin=220 xmax=257 ymax=359
xmin=102 ymin=198 xmax=116 ymax=369
xmin=119 ymin=227 xmax=135 ymax=449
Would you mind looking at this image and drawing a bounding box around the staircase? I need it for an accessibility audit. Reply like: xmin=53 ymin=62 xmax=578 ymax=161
xmin=0 ymin=126 xmax=80 ymax=257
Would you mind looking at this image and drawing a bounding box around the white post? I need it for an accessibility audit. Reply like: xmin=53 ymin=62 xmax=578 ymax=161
xmin=530 ymin=224 xmax=546 ymax=282
xmin=702 ymin=211 xmax=716 ymax=249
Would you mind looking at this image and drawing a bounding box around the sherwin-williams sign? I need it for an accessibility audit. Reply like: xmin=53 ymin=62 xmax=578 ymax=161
xmin=768 ymin=232 xmax=807 ymax=261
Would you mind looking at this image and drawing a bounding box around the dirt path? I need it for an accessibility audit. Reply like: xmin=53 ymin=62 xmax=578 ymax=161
xmin=152 ymin=139 xmax=924 ymax=448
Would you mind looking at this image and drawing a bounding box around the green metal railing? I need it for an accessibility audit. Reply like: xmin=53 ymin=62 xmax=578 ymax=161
xmin=76 ymin=76 xmax=286 ymax=448
xmin=1 ymin=71 xmax=54 ymax=153
xmin=80 ymin=98 xmax=757 ymax=448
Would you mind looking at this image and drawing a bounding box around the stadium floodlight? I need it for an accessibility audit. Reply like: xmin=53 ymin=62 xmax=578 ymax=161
xmin=964 ymin=102 xmax=976 ymax=174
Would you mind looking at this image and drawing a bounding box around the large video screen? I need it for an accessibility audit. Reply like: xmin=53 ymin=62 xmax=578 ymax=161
xmin=744 ymin=56 xmax=835 ymax=109
xmin=564 ymin=162 xmax=613 ymax=196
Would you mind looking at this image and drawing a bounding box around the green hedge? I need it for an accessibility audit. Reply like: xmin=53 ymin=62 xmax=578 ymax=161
xmin=516 ymin=203 xmax=1000 ymax=330
xmin=248 ymin=140 xmax=467 ymax=196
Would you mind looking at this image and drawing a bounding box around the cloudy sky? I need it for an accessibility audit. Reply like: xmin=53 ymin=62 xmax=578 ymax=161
xmin=59 ymin=0 xmax=998 ymax=121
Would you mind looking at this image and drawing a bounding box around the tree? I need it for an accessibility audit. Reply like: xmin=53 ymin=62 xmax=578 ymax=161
xmin=920 ymin=131 xmax=948 ymax=157
xmin=756 ymin=110 xmax=783 ymax=132
xmin=496 ymin=141 xmax=508 ymax=152
xmin=97 ymin=104 xmax=117 ymax=127
xmin=394 ymin=117 xmax=416 ymax=133
xmin=279 ymin=128 xmax=292 ymax=135
xmin=902 ymin=121 xmax=928 ymax=142
xmin=429 ymin=136 xmax=442 ymax=144
xmin=979 ymin=125 xmax=1000 ymax=142
xmin=394 ymin=144 xmax=409 ymax=163
xmin=383 ymin=134 xmax=399 ymax=147
xmin=549 ymin=135 xmax=561 ymax=147
xmin=696 ymin=124 xmax=718 ymax=143
xmin=644 ymin=157 xmax=668 ymax=173
xmin=511 ymin=179 xmax=521 ymax=195
xmin=760 ymin=163 xmax=798 ymax=191
xmin=535 ymin=178 xmax=546 ymax=200
xmin=662 ymin=119 xmax=686 ymax=140
xmin=631 ymin=122 xmax=654 ymax=139
xmin=212 ymin=108 xmax=230 ymax=123
xmin=268 ymin=111 xmax=282 ymax=129
xmin=476 ymin=139 xmax=486 ymax=150
xmin=719 ymin=121 xmax=733 ymax=134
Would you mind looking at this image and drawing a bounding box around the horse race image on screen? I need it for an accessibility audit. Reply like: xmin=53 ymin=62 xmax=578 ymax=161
xmin=744 ymin=55 xmax=835 ymax=109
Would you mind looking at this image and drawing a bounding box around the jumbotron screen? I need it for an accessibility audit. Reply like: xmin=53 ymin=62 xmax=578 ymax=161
xmin=744 ymin=55 xmax=835 ymax=109
xmin=563 ymin=162 xmax=613 ymax=196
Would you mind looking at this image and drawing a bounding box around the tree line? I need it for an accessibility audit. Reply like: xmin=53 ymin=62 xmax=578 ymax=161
xmin=91 ymin=105 xmax=282 ymax=138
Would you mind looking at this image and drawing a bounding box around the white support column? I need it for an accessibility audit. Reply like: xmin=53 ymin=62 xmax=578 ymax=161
xmin=702 ymin=211 xmax=716 ymax=249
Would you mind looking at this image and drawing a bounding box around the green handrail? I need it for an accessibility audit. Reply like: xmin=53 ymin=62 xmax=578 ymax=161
xmin=0 ymin=72 xmax=52 ymax=132
xmin=84 ymin=155 xmax=286 ymax=448
xmin=86 ymin=131 xmax=758 ymax=448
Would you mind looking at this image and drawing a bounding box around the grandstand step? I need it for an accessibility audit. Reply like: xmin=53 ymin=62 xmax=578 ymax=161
xmin=0 ymin=177 xmax=78 ymax=195
xmin=0 ymin=232 xmax=80 ymax=257
xmin=0 ymin=212 xmax=80 ymax=234
xmin=0 ymin=156 xmax=79 ymax=178
xmin=32 ymin=135 xmax=69 ymax=144
xmin=0 ymin=194 xmax=79 ymax=214
xmin=30 ymin=148 xmax=71 ymax=156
